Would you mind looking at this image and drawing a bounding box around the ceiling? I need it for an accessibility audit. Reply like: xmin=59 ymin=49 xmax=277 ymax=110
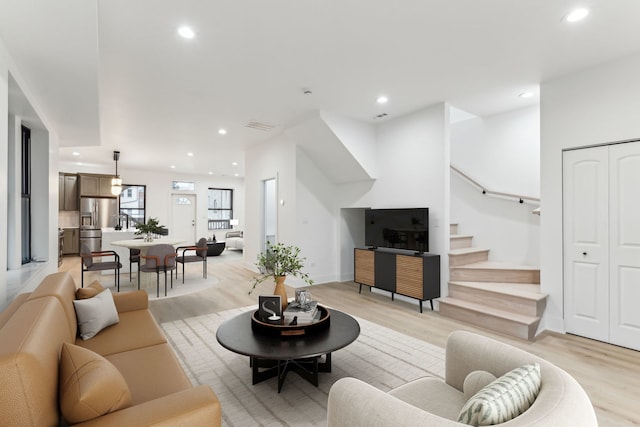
xmin=2 ymin=0 xmax=640 ymax=178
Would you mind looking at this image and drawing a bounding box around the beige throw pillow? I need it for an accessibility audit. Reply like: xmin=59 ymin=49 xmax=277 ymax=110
xmin=73 ymin=289 xmax=119 ymax=340
xmin=59 ymin=343 xmax=132 ymax=423
xmin=457 ymin=363 xmax=541 ymax=426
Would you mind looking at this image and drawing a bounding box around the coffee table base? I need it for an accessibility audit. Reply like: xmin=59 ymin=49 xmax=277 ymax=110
xmin=251 ymin=353 xmax=332 ymax=393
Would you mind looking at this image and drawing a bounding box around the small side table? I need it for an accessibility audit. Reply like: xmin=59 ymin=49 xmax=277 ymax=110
xmin=206 ymin=241 xmax=226 ymax=256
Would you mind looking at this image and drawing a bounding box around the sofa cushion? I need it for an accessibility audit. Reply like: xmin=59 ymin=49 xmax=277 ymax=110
xmin=457 ymin=363 xmax=541 ymax=426
xmin=75 ymin=280 xmax=106 ymax=299
xmin=75 ymin=309 xmax=167 ymax=356
xmin=59 ymin=343 xmax=132 ymax=423
xmin=106 ymin=343 xmax=192 ymax=405
xmin=389 ymin=376 xmax=467 ymax=420
xmin=463 ymin=370 xmax=497 ymax=401
xmin=226 ymin=230 xmax=243 ymax=238
xmin=73 ymin=289 xmax=120 ymax=340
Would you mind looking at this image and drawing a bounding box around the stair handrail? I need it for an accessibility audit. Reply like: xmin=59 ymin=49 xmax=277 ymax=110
xmin=450 ymin=164 xmax=540 ymax=205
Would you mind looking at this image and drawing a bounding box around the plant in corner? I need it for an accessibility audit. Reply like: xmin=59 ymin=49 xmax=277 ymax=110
xmin=249 ymin=242 xmax=314 ymax=310
xmin=134 ymin=217 xmax=164 ymax=242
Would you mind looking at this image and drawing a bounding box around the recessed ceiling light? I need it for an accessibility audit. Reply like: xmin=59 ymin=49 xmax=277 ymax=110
xmin=170 ymin=165 xmax=176 ymax=169
xmin=72 ymin=151 xmax=80 ymax=156
xmin=187 ymin=152 xmax=194 ymax=157
xmin=565 ymin=8 xmax=589 ymax=23
xmin=208 ymin=171 xmax=213 ymax=175
xmin=519 ymin=92 xmax=534 ymax=98
xmin=232 ymin=162 xmax=238 ymax=166
xmin=234 ymin=173 xmax=239 ymax=177
xmin=218 ymin=128 xmax=227 ymax=135
xmin=178 ymin=26 xmax=195 ymax=39
xmin=376 ymin=96 xmax=388 ymax=104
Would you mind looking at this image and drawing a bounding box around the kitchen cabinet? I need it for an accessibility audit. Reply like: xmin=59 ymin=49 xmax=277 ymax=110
xmin=62 ymin=228 xmax=79 ymax=255
xmin=79 ymin=174 xmax=116 ymax=197
xmin=58 ymin=173 xmax=78 ymax=211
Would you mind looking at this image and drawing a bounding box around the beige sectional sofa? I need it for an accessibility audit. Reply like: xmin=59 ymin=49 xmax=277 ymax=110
xmin=0 ymin=272 xmax=221 ymax=426
xmin=327 ymin=330 xmax=597 ymax=426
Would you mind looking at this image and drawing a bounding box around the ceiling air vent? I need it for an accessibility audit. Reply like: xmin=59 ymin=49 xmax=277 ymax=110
xmin=245 ymin=121 xmax=277 ymax=132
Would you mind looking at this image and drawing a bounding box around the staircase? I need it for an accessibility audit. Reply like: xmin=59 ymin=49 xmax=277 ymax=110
xmin=439 ymin=224 xmax=547 ymax=340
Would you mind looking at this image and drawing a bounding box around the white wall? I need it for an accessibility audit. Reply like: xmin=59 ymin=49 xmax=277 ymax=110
xmin=451 ymin=105 xmax=540 ymax=199
xmin=244 ymin=133 xmax=297 ymax=281
xmin=338 ymin=103 xmax=451 ymax=297
xmin=450 ymin=105 xmax=540 ymax=265
xmin=321 ymin=111 xmax=378 ymax=179
xmin=60 ymin=163 xmax=245 ymax=244
xmin=245 ymin=104 xmax=451 ymax=296
xmin=30 ymin=128 xmax=51 ymax=262
xmin=296 ymin=147 xmax=339 ymax=285
xmin=6 ymin=115 xmax=20 ymax=268
xmin=1 ymin=38 xmax=59 ymax=309
xmin=540 ymin=53 xmax=640 ymax=332
xmin=451 ymin=172 xmax=540 ymax=265
xmin=0 ymin=44 xmax=9 ymax=303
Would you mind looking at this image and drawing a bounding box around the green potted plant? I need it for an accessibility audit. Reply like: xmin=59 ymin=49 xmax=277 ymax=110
xmin=250 ymin=242 xmax=313 ymax=310
xmin=134 ymin=217 xmax=164 ymax=242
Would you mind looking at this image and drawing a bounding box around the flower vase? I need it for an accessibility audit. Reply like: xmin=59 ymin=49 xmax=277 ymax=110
xmin=143 ymin=232 xmax=153 ymax=243
xmin=273 ymin=275 xmax=288 ymax=311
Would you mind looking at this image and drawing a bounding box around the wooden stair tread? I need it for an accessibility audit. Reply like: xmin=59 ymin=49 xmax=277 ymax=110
xmin=449 ymin=281 xmax=547 ymax=301
xmin=439 ymin=297 xmax=539 ymax=325
xmin=451 ymin=261 xmax=539 ymax=271
xmin=448 ymin=248 xmax=489 ymax=255
xmin=450 ymin=234 xmax=473 ymax=239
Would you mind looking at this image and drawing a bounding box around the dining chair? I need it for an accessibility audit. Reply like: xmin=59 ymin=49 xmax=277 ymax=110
xmin=80 ymin=243 xmax=122 ymax=291
xmin=175 ymin=237 xmax=208 ymax=283
xmin=129 ymin=248 xmax=141 ymax=282
xmin=139 ymin=244 xmax=177 ymax=297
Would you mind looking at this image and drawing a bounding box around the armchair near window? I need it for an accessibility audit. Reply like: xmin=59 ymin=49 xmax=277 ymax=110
xmin=225 ymin=230 xmax=244 ymax=250
xmin=139 ymin=244 xmax=177 ymax=297
xmin=175 ymin=237 xmax=208 ymax=283
xmin=80 ymin=244 xmax=122 ymax=290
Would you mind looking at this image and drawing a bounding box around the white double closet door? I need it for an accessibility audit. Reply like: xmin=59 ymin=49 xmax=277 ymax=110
xmin=563 ymin=141 xmax=640 ymax=351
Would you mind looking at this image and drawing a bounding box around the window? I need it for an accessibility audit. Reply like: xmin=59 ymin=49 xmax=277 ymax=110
xmin=21 ymin=126 xmax=31 ymax=264
xmin=119 ymin=185 xmax=146 ymax=228
xmin=208 ymin=188 xmax=233 ymax=229
xmin=172 ymin=181 xmax=195 ymax=191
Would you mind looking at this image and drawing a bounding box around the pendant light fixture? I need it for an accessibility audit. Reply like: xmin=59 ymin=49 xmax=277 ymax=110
xmin=111 ymin=150 xmax=123 ymax=196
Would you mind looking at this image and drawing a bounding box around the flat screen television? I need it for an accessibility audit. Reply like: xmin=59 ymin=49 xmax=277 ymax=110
xmin=364 ymin=208 xmax=429 ymax=253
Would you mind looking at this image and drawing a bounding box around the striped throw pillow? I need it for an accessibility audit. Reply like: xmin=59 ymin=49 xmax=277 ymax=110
xmin=457 ymin=363 xmax=541 ymax=426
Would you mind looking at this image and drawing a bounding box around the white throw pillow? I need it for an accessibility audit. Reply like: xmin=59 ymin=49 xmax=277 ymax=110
xmin=457 ymin=363 xmax=541 ymax=426
xmin=73 ymin=289 xmax=119 ymax=340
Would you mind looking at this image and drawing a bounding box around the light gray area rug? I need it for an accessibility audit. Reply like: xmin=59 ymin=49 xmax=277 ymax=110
xmin=161 ymin=307 xmax=445 ymax=427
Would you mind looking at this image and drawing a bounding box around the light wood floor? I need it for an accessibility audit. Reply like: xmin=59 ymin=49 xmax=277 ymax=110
xmin=60 ymin=255 xmax=640 ymax=426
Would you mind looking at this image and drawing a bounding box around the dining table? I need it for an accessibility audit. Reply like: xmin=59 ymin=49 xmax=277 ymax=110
xmin=110 ymin=237 xmax=186 ymax=289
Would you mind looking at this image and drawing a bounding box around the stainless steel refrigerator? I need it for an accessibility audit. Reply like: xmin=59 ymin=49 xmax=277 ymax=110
xmin=80 ymin=197 xmax=118 ymax=252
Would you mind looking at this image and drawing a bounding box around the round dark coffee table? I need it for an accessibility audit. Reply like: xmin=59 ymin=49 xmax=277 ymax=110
xmin=216 ymin=308 xmax=360 ymax=392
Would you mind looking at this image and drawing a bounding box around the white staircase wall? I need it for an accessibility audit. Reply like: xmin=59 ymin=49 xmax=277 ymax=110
xmin=450 ymin=105 xmax=540 ymax=267
xmin=285 ymin=111 xmax=376 ymax=184
xmin=450 ymin=171 xmax=540 ymax=266
xmin=451 ymin=105 xmax=540 ymax=199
